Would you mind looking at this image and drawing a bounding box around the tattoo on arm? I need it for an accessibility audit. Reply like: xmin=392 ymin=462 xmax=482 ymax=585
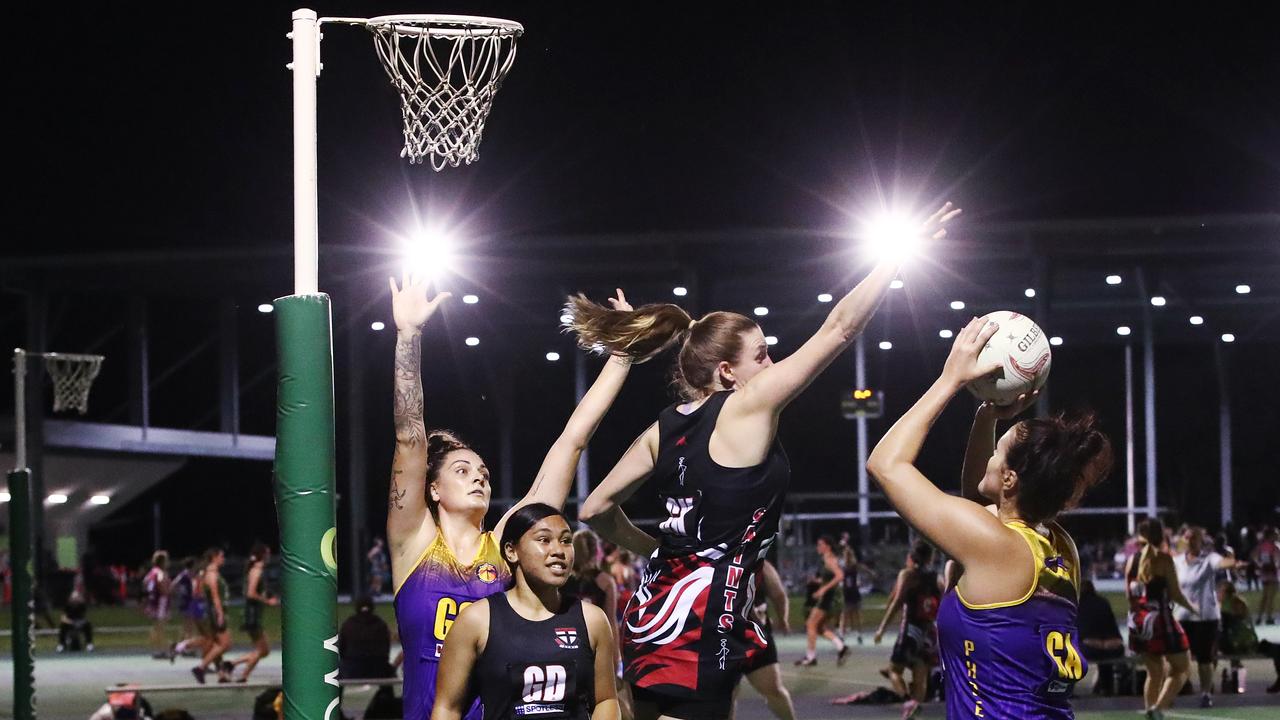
xmin=390 ymin=469 xmax=407 ymax=510
xmin=394 ymin=333 xmax=426 ymax=445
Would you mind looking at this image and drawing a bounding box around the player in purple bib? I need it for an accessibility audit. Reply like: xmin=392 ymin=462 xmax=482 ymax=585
xmin=386 ymin=275 xmax=636 ymax=720
xmin=868 ymin=316 xmax=1113 ymax=719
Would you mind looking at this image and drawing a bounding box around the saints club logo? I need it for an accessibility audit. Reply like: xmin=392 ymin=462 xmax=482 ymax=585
xmin=476 ymin=562 xmax=499 ymax=584
xmin=554 ymin=628 xmax=579 ymax=649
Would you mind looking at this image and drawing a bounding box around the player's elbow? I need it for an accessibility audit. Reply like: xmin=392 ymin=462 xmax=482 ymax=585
xmin=579 ymin=496 xmax=610 ymax=526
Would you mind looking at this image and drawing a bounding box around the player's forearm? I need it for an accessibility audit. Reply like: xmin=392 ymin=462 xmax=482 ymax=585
xmin=960 ymin=407 xmax=998 ymax=500
xmin=393 ymin=331 xmax=426 ymax=446
xmin=586 ymin=506 xmax=658 ymax=557
xmin=559 ymin=356 xmax=632 ymax=449
xmin=823 ymin=261 xmax=898 ymax=342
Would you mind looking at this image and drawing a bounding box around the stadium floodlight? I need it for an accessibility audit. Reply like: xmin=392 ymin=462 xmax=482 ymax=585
xmin=258 ymin=304 xmax=274 ymax=313
xmin=47 ymin=493 xmax=68 ymax=504
xmin=878 ymin=341 xmax=893 ymax=350
xmin=950 ymin=300 xmax=965 ymax=310
xmin=1150 ymin=296 xmax=1166 ymax=307
xmin=765 ymin=336 xmax=778 ymax=346
xmin=1024 ymin=288 xmax=1036 ymax=298
xmin=939 ymin=329 xmax=954 ymax=339
xmin=559 ymin=313 xmax=574 ymax=324
xmin=464 ymin=337 xmax=480 ymax=347
xmin=1235 ymin=284 xmax=1251 ymax=295
xmin=1116 ymin=326 xmax=1132 ymax=336
xmin=90 ymin=495 xmax=111 ymax=505
xmin=673 ymin=286 xmax=688 ymax=297
xmin=0 ymin=491 xmax=11 ymax=503
xmin=890 ymin=279 xmax=905 ymax=290
xmin=370 ymin=321 xmax=386 ymax=331
xmin=1221 ymin=333 xmax=1235 ymax=343
xmin=403 ymin=226 xmax=456 ymax=280
xmin=1189 ymin=315 xmax=1204 ymax=326
xmin=862 ymin=213 xmax=922 ymax=263
xmin=817 ymin=293 xmax=833 ymax=303
xmin=545 ymin=352 xmax=561 ymax=361
xmin=1049 ymin=336 xmax=1064 ymax=346
xmin=462 ymin=294 xmax=479 ymax=304
xmin=753 ymin=306 xmax=769 ymax=317
xmin=1106 ymin=275 xmax=1122 ymax=285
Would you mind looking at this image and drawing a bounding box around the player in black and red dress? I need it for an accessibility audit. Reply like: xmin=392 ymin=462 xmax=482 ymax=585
xmin=571 ymin=199 xmax=961 ymax=720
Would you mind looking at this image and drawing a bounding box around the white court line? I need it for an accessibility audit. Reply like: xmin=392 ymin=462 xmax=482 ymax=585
xmin=1165 ymin=713 xmax=1231 ymax=720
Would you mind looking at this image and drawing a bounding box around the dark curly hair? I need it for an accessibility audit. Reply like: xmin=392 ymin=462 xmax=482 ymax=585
xmin=1005 ymin=411 xmax=1113 ymax=525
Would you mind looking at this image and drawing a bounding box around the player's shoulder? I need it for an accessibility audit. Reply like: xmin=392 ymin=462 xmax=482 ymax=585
xmin=579 ymin=601 xmax=612 ymax=636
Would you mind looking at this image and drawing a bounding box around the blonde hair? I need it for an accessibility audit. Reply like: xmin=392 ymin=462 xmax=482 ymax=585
xmin=564 ymin=295 xmax=759 ymax=400
xmin=1136 ymin=517 xmax=1164 ymax=584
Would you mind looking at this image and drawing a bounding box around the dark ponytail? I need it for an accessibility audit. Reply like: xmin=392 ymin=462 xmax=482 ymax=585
xmin=1007 ymin=411 xmax=1113 ymax=525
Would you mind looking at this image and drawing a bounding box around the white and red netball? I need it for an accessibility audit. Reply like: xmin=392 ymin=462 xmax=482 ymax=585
xmin=965 ymin=311 xmax=1052 ymax=406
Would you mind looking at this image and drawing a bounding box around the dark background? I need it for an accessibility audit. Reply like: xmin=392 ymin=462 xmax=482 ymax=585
xmin=3 ymin=2 xmax=1277 ymax=568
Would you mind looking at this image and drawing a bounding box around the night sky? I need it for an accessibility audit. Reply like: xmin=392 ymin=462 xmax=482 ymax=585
xmin=4 ymin=3 xmax=1278 ymax=571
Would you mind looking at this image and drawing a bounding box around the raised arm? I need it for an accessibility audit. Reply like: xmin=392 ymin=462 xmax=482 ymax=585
xmin=866 ymin=318 xmax=1013 ymax=571
xmin=580 ymin=423 xmax=661 ymax=557
xmin=730 ymin=203 xmax=961 ymax=419
xmin=961 ymin=393 xmax=1040 ymax=501
xmin=386 ymin=272 xmax=451 ymax=571
xmin=495 ymin=290 xmax=635 ymax=541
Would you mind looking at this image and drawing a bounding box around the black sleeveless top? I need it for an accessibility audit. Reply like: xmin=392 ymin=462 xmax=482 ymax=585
xmin=621 ymin=390 xmax=790 ymax=698
xmin=476 ymin=593 xmax=596 ymax=720
xmin=652 ymin=391 xmax=790 ymax=559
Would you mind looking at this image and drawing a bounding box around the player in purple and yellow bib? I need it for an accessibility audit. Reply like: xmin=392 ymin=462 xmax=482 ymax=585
xmin=868 ymin=316 xmax=1113 ymax=719
xmin=387 ymin=274 xmax=636 ymax=720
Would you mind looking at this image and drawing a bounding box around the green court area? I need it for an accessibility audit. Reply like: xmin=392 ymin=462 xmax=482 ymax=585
xmin=3 ymin=594 xmax=1277 ymax=719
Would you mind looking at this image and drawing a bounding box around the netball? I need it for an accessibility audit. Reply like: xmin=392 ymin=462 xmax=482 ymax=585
xmin=965 ymin=310 xmax=1052 ymax=406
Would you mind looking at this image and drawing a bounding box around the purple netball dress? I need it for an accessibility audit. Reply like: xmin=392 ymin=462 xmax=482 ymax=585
xmin=936 ymin=521 xmax=1086 ymax=719
xmin=395 ymin=531 xmax=511 ymax=720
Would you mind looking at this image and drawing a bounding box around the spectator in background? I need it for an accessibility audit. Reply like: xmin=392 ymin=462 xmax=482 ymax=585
xmin=338 ymin=595 xmax=394 ymax=680
xmin=367 ymin=537 xmax=390 ymax=597
xmin=1077 ymin=580 xmax=1125 ymax=695
xmin=57 ymin=590 xmax=94 ymax=652
xmin=1252 ymin=526 xmax=1278 ymax=625
xmin=1173 ymin=527 xmax=1239 ymax=708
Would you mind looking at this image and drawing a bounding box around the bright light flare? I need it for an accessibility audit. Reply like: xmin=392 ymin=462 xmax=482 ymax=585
xmin=90 ymin=495 xmax=111 ymax=505
xmin=257 ymin=303 xmax=273 ymax=314
xmin=370 ymin=321 xmax=386 ymax=331
xmin=1106 ymin=275 xmax=1122 ymax=286
xmin=1049 ymin=336 xmax=1064 ymax=346
xmin=545 ymin=352 xmax=561 ymax=361
xmin=1221 ymin=333 xmax=1235 ymax=343
xmin=1189 ymin=315 xmax=1204 ymax=326
xmin=938 ymin=329 xmax=953 ymax=339
xmin=1235 ymin=284 xmax=1251 ymax=295
xmin=753 ymin=306 xmax=769 ymax=317
xmin=878 ymin=340 xmax=893 ymax=350
xmin=765 ymin=336 xmax=778 ymax=346
xmin=48 ymin=493 xmax=69 ymax=504
xmin=402 ymin=227 xmax=457 ymax=280
xmin=462 ymin=294 xmax=479 ymax=305
xmin=1150 ymin=296 xmax=1166 ymax=307
xmin=861 ymin=214 xmax=923 ymax=263
xmin=1116 ymin=326 xmax=1131 ymax=336
xmin=890 ymin=279 xmax=905 ymax=290
xmin=464 ymin=337 xmax=480 ymax=347
xmin=673 ymin=286 xmax=688 ymax=297
xmin=817 ymin=293 xmax=833 ymax=303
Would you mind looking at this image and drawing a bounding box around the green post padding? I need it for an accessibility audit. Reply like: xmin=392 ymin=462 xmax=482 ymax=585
xmin=8 ymin=469 xmax=36 ymax=720
xmin=273 ymin=294 xmax=340 ymax=720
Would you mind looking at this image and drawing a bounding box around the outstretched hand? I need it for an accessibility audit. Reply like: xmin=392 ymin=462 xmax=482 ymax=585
xmin=922 ymin=201 xmax=963 ymax=241
xmin=606 ymin=288 xmax=633 ymax=313
xmin=389 ymin=270 xmax=451 ymax=334
xmin=942 ymin=316 xmax=1002 ymax=387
